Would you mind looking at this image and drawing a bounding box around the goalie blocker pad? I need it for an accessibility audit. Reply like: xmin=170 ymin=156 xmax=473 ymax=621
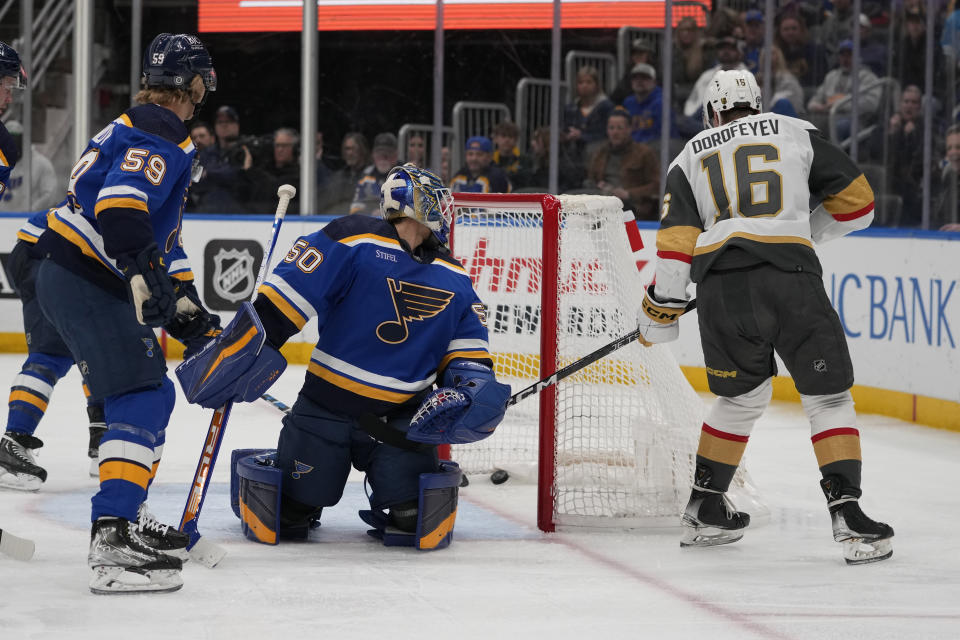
xmin=359 ymin=461 xmax=461 ymax=550
xmin=176 ymin=302 xmax=286 ymax=409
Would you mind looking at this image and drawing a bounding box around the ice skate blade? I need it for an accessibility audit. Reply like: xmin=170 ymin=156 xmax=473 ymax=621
xmin=680 ymin=525 xmax=744 ymax=548
xmin=841 ymin=537 xmax=893 ymax=565
xmin=89 ymin=565 xmax=183 ymax=594
xmin=0 ymin=470 xmax=43 ymax=491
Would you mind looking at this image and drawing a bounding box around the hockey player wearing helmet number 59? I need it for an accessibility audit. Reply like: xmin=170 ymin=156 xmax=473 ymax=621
xmin=0 ymin=41 xmax=26 ymax=196
xmin=33 ymin=33 xmax=220 ymax=594
xmin=637 ymin=69 xmax=893 ymax=565
xmin=176 ymin=164 xmax=510 ymax=550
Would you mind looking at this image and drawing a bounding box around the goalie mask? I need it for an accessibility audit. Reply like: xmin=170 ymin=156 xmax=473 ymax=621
xmin=0 ymin=41 xmax=27 ymax=91
xmin=380 ymin=164 xmax=454 ymax=248
xmin=702 ymin=69 xmax=761 ymax=129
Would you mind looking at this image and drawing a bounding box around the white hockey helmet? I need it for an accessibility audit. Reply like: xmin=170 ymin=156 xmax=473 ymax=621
xmin=702 ymin=69 xmax=762 ymax=128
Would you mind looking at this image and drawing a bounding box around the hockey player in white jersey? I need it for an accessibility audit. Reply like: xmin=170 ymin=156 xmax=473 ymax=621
xmin=637 ymin=69 xmax=893 ymax=564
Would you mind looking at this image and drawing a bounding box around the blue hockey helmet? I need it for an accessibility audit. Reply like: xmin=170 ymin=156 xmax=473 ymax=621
xmin=142 ymin=33 xmax=216 ymax=94
xmin=380 ymin=164 xmax=454 ymax=247
xmin=0 ymin=41 xmax=27 ymax=90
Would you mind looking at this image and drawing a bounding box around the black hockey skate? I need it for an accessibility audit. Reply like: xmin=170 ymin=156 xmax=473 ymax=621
xmin=136 ymin=503 xmax=191 ymax=561
xmin=820 ymin=475 xmax=894 ymax=565
xmin=88 ymin=406 xmax=107 ymax=478
xmin=0 ymin=431 xmax=47 ymax=491
xmin=680 ymin=464 xmax=750 ymax=548
xmin=88 ymin=517 xmax=183 ymax=594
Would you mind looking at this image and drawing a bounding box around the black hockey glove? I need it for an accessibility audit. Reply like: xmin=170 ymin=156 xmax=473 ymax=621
xmin=166 ymin=281 xmax=222 ymax=358
xmin=117 ymin=243 xmax=177 ymax=327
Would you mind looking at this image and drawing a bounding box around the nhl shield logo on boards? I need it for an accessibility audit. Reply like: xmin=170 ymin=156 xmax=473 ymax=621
xmin=203 ymin=239 xmax=264 ymax=311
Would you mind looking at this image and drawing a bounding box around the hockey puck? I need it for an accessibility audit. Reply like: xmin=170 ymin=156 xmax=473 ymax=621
xmin=490 ymin=469 xmax=509 ymax=485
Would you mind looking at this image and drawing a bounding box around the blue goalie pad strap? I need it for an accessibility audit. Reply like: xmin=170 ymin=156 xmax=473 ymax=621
xmin=230 ymin=448 xmax=276 ymax=519
xmin=360 ymin=461 xmax=461 ymax=550
xmin=176 ymin=302 xmax=287 ymax=409
xmin=236 ymin=450 xmax=282 ymax=545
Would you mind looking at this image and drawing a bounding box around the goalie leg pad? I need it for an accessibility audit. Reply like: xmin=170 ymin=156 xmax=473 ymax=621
xmin=360 ymin=461 xmax=461 ymax=550
xmin=230 ymin=448 xmax=276 ymax=519
xmin=236 ymin=451 xmax=283 ymax=545
xmin=175 ymin=302 xmax=286 ymax=409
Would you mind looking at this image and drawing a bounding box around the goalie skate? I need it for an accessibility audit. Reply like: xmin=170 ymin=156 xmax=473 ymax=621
xmin=136 ymin=503 xmax=191 ymax=561
xmin=88 ymin=517 xmax=183 ymax=595
xmin=0 ymin=431 xmax=47 ymax=491
xmin=821 ymin=476 xmax=893 ymax=565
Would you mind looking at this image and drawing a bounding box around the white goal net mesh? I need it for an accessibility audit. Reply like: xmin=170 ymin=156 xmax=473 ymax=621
xmin=449 ymin=194 xmax=766 ymax=529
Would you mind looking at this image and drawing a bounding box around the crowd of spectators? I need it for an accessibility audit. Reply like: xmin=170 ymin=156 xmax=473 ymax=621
xmin=176 ymin=2 xmax=960 ymax=230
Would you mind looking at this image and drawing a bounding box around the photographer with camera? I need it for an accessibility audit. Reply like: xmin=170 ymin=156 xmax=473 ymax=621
xmin=190 ymin=105 xmax=257 ymax=213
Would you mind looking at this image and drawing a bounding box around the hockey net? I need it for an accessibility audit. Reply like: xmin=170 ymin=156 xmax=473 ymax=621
xmin=448 ymin=193 xmax=767 ymax=532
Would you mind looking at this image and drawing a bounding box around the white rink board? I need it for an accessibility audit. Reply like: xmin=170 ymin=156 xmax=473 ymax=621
xmin=1 ymin=214 xmax=957 ymax=402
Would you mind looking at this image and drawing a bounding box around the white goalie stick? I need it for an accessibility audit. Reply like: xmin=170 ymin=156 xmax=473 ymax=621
xmin=177 ymin=184 xmax=296 ymax=568
xmin=257 ymin=298 xmax=696 ymax=449
xmin=0 ymin=527 xmax=35 ymax=561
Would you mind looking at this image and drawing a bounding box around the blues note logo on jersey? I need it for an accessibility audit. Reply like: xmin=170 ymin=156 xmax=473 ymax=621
xmin=376 ymin=277 xmax=454 ymax=344
xmin=291 ymin=460 xmax=313 ymax=480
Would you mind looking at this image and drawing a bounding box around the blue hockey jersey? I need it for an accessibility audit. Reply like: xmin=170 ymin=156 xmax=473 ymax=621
xmin=41 ymin=103 xmax=196 ymax=285
xmin=0 ymin=121 xmax=18 ymax=197
xmin=254 ymin=215 xmax=493 ymax=417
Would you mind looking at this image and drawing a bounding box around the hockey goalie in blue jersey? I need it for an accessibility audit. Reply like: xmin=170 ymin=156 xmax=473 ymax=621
xmin=33 ymin=33 xmax=220 ymax=594
xmin=182 ymin=164 xmax=510 ymax=549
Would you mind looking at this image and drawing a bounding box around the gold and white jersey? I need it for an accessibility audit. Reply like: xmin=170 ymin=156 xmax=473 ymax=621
xmin=653 ymin=112 xmax=874 ymax=302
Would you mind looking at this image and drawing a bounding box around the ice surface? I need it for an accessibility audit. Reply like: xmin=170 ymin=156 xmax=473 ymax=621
xmin=1 ymin=354 xmax=957 ymax=639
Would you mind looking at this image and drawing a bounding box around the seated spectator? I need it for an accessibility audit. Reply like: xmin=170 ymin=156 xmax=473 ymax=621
xmin=743 ymin=10 xmax=765 ymax=75
xmin=670 ymin=17 xmax=714 ymax=108
xmin=807 ymin=40 xmax=881 ymax=141
xmin=757 ymin=46 xmax=805 ymax=116
xmin=934 ymin=125 xmax=960 ymax=229
xmin=249 ymin=127 xmax=301 ymax=215
xmin=887 ymin=86 xmax=926 ymax=224
xmin=611 ymin=38 xmax=659 ymax=105
xmin=684 ymin=37 xmax=748 ymax=121
xmin=622 ymin=63 xmax=671 ymax=144
xmin=491 ymin=121 xmax=526 ymax=185
xmin=350 ymin=132 xmax=399 ymax=215
xmin=514 ymin=126 xmax=584 ymax=193
xmin=450 ymin=136 xmax=511 ymax=193
xmin=0 ymin=120 xmax=59 ymax=212
xmin=893 ymin=8 xmax=944 ymax=102
xmin=858 ymin=14 xmax=887 ymax=77
xmin=319 ymin=131 xmax=368 ymax=214
xmin=406 ymin=133 xmax=426 ymax=167
xmin=190 ymin=105 xmax=255 ymax=213
xmin=440 ymin=145 xmax=451 ymax=185
xmin=776 ymin=13 xmax=828 ymax=86
xmin=820 ymin=0 xmax=856 ymax=59
xmin=942 ymin=6 xmax=960 ymax=56
xmin=190 ymin=121 xmax=215 ymax=152
xmin=563 ymin=66 xmax=614 ymax=161
xmin=582 ymin=109 xmax=660 ymax=220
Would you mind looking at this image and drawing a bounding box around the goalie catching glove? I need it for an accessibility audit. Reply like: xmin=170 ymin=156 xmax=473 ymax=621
xmin=175 ymin=302 xmax=286 ymax=409
xmin=637 ymin=284 xmax=689 ymax=346
xmin=407 ymin=360 xmax=511 ymax=445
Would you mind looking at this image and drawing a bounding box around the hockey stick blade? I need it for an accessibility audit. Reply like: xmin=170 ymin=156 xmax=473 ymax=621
xmin=0 ymin=528 xmax=35 ymax=561
xmin=188 ymin=535 xmax=227 ymax=568
xmin=508 ymin=298 xmax=696 ymax=407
